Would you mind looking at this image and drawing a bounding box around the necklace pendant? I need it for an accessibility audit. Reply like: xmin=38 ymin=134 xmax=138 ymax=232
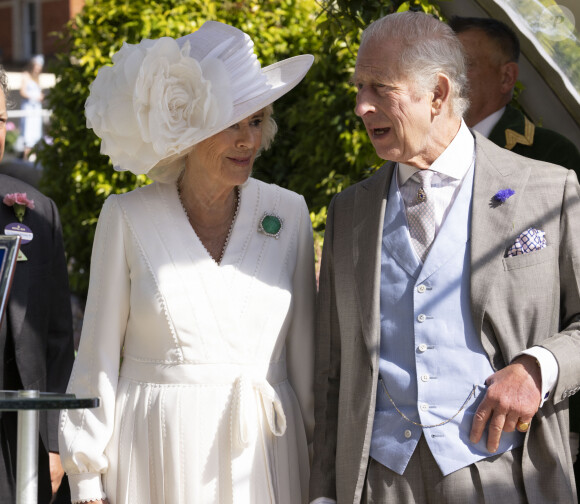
xmin=417 ymin=187 xmax=427 ymax=203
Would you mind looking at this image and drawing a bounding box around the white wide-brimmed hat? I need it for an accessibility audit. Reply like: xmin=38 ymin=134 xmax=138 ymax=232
xmin=85 ymin=20 xmax=313 ymax=181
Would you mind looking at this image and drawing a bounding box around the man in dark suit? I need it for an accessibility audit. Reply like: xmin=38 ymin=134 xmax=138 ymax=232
xmin=0 ymin=66 xmax=75 ymax=502
xmin=310 ymin=11 xmax=580 ymax=503
xmin=449 ymin=16 xmax=580 ymax=173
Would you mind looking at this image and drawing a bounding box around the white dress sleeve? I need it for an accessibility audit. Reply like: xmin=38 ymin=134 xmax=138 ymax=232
xmin=59 ymin=195 xmax=130 ymax=502
xmin=285 ymin=196 xmax=316 ymax=443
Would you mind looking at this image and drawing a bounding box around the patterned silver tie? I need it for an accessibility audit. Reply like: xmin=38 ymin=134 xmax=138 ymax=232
xmin=404 ymin=170 xmax=435 ymax=262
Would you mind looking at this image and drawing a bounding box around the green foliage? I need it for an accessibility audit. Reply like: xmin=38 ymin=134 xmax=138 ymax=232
xmin=37 ymin=0 xmax=318 ymax=297
xmin=540 ymin=36 xmax=580 ymax=96
xmin=4 ymin=122 xmax=19 ymax=154
xmin=501 ymin=0 xmax=580 ymax=95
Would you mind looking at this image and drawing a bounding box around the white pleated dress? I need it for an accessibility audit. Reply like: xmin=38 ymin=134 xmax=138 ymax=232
xmin=59 ymin=178 xmax=316 ymax=504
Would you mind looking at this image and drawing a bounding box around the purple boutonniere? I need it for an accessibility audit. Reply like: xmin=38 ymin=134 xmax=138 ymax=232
xmin=493 ymin=188 xmax=515 ymax=203
xmin=3 ymin=193 xmax=35 ymax=222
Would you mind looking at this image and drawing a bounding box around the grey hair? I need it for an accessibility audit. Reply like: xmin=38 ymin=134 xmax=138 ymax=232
xmin=361 ymin=11 xmax=469 ymax=118
xmin=260 ymin=103 xmax=277 ymax=150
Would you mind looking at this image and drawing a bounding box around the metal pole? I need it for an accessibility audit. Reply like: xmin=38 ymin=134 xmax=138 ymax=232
xmin=16 ymin=390 xmax=39 ymax=504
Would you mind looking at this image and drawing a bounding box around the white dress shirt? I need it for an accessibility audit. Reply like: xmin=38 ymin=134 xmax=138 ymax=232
xmin=471 ymin=107 xmax=505 ymax=138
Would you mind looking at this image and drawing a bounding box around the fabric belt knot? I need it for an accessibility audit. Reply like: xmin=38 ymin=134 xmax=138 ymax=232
xmin=403 ymin=169 xmax=436 ymax=262
xmin=230 ymin=375 xmax=286 ymax=449
xmin=230 ymin=374 xmax=286 ymax=502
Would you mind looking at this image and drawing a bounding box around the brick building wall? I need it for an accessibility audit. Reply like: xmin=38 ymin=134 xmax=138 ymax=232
xmin=0 ymin=2 xmax=15 ymax=63
xmin=0 ymin=0 xmax=85 ymax=65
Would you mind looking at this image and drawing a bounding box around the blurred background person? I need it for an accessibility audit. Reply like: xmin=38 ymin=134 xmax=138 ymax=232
xmin=59 ymin=21 xmax=315 ymax=504
xmin=0 ymin=64 xmax=75 ymax=503
xmin=449 ymin=16 xmax=580 ymax=174
xmin=19 ymin=55 xmax=45 ymax=161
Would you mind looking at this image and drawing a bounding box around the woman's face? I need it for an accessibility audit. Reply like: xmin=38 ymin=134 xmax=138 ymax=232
xmin=31 ymin=62 xmax=43 ymax=76
xmin=187 ymin=109 xmax=265 ymax=190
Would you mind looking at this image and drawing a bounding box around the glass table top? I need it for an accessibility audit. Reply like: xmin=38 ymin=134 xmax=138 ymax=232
xmin=0 ymin=390 xmax=99 ymax=410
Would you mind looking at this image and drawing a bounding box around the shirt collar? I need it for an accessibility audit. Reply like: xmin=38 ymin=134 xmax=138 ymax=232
xmin=398 ymin=119 xmax=475 ymax=186
xmin=471 ymin=107 xmax=506 ymax=138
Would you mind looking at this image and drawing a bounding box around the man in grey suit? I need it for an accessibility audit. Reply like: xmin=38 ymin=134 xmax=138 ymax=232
xmin=310 ymin=11 xmax=580 ymax=504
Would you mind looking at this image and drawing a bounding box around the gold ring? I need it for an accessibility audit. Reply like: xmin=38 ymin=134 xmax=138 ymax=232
xmin=516 ymin=420 xmax=530 ymax=432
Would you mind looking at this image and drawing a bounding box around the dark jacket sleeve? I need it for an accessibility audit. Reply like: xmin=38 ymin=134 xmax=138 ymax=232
xmin=44 ymin=196 xmax=75 ymax=452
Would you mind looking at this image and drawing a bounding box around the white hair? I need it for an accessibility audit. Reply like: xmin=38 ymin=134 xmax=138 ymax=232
xmin=361 ymin=11 xmax=470 ymax=118
xmin=0 ymin=66 xmax=8 ymax=102
xmin=260 ymin=103 xmax=277 ymax=150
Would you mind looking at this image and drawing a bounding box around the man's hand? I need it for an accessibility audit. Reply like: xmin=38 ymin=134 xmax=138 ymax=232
xmin=48 ymin=452 xmax=64 ymax=497
xmin=470 ymin=355 xmax=542 ymax=452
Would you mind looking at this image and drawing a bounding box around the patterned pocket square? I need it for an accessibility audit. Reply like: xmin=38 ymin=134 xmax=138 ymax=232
xmin=506 ymin=228 xmax=546 ymax=257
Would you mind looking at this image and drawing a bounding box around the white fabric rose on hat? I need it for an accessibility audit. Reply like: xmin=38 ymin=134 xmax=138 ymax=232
xmin=85 ymin=37 xmax=233 ymax=175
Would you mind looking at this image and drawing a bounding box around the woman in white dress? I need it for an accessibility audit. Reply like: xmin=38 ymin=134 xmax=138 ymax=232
xmin=59 ymin=21 xmax=315 ymax=504
xmin=19 ymin=55 xmax=45 ymax=159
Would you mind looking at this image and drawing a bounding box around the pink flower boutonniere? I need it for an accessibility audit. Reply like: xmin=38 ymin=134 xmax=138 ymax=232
xmin=3 ymin=193 xmax=35 ymax=222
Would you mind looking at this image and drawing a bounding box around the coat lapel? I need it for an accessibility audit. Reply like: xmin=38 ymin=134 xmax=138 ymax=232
xmin=353 ymin=162 xmax=394 ymax=358
xmin=470 ymin=133 xmax=531 ymax=357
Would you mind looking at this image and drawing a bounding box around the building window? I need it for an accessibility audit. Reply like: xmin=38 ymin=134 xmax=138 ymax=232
xmin=22 ymin=0 xmax=40 ymax=59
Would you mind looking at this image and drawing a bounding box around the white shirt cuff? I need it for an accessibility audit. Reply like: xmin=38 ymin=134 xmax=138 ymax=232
xmin=310 ymin=498 xmax=337 ymax=504
xmin=67 ymin=473 xmax=106 ymax=504
xmin=517 ymin=346 xmax=558 ymax=406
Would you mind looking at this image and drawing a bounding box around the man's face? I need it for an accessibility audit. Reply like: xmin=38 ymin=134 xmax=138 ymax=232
xmin=0 ymin=89 xmax=6 ymax=162
xmin=353 ymin=38 xmax=436 ymax=169
xmin=457 ymin=28 xmax=510 ymax=127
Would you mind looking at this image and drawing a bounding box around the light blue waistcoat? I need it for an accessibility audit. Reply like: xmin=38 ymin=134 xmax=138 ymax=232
xmin=370 ymin=166 xmax=523 ymax=476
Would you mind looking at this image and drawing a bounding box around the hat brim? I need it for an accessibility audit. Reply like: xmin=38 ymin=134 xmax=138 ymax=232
xmin=147 ymin=53 xmax=314 ymax=181
xmin=210 ymin=54 xmax=315 ymax=142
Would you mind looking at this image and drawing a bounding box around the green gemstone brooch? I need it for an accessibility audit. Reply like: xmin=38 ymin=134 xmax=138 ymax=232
xmin=259 ymin=213 xmax=283 ymax=239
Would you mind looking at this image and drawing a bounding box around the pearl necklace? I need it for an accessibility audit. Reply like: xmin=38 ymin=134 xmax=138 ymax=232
xmin=177 ymin=182 xmax=240 ymax=265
